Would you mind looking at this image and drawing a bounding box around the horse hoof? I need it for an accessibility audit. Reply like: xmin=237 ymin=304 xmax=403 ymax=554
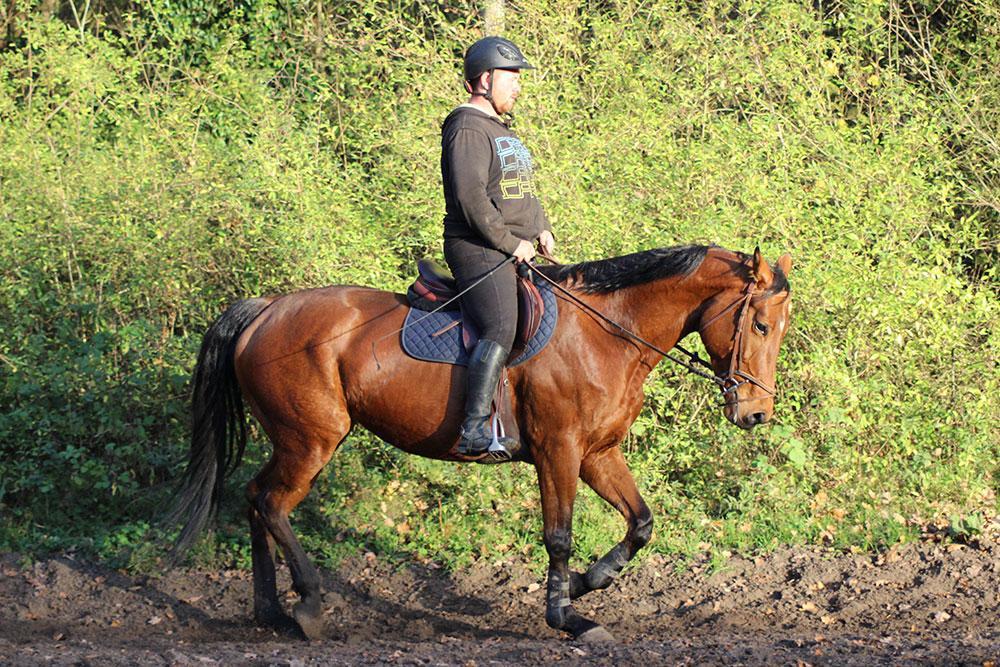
xmin=293 ymin=603 xmax=326 ymax=640
xmin=575 ymin=625 xmax=616 ymax=643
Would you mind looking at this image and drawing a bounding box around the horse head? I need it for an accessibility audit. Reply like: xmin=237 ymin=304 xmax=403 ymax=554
xmin=698 ymin=248 xmax=793 ymax=430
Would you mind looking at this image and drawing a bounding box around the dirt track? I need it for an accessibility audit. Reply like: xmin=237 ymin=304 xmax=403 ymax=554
xmin=2 ymin=534 xmax=998 ymax=666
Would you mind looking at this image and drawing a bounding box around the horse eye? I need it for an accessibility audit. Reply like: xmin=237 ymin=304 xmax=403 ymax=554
xmin=753 ymin=321 xmax=768 ymax=335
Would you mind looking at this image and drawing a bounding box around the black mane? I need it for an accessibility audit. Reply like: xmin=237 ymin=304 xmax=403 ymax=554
xmin=537 ymin=244 xmax=710 ymax=294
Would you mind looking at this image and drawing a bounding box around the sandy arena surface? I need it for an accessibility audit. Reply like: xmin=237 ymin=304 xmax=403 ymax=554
xmin=2 ymin=535 xmax=998 ymax=665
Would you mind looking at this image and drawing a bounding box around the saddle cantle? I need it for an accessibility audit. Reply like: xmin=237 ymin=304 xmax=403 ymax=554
xmin=406 ymin=258 xmax=546 ymax=360
xmin=407 ymin=259 xmax=459 ymax=309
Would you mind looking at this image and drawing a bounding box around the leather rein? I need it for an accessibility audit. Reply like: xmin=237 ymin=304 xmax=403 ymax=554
xmin=526 ymin=257 xmax=775 ymax=406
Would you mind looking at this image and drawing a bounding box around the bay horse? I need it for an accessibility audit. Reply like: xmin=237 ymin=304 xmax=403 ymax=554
xmin=170 ymin=244 xmax=793 ymax=642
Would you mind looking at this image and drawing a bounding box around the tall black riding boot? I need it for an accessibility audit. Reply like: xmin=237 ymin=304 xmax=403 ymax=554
xmin=458 ymin=339 xmax=519 ymax=457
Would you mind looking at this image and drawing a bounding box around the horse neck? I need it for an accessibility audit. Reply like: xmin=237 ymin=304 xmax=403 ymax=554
xmin=609 ymin=250 xmax=749 ymax=363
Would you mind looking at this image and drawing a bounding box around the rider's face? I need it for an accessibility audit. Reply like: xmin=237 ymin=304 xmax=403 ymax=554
xmin=486 ymin=68 xmax=521 ymax=113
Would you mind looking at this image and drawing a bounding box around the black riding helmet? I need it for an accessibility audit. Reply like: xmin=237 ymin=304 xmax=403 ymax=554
xmin=463 ymin=37 xmax=535 ymax=114
xmin=463 ymin=36 xmax=535 ymax=83
xmin=463 ymin=36 xmax=535 ymax=81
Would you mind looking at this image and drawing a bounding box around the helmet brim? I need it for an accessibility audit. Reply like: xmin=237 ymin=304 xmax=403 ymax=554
xmin=496 ymin=62 xmax=535 ymax=71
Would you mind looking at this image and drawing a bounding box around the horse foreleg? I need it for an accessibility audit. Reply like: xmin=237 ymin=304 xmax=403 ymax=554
xmin=571 ymin=446 xmax=652 ymax=600
xmin=536 ymin=451 xmax=615 ymax=643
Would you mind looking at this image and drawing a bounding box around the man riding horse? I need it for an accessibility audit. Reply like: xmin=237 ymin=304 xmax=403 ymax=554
xmin=441 ymin=36 xmax=555 ymax=458
xmin=169 ymin=35 xmax=795 ymax=645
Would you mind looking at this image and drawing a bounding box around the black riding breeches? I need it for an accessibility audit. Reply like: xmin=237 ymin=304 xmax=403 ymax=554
xmin=443 ymin=237 xmax=518 ymax=354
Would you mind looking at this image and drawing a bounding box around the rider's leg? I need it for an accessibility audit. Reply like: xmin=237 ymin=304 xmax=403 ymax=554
xmin=444 ymin=238 xmax=518 ymax=455
xmin=458 ymin=337 xmax=517 ymax=454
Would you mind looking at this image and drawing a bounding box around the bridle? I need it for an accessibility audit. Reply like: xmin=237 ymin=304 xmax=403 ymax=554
xmin=697 ymin=280 xmax=776 ymax=405
xmin=526 ymin=259 xmax=777 ymax=407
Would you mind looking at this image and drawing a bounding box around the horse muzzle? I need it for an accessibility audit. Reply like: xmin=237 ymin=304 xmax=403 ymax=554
xmin=723 ymin=401 xmax=772 ymax=430
xmin=737 ymin=410 xmax=769 ymax=429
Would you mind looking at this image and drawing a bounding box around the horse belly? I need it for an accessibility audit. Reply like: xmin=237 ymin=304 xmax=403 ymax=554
xmin=342 ymin=352 xmax=466 ymax=459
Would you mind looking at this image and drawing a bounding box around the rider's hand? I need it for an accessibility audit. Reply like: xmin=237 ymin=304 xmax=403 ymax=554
xmin=512 ymin=239 xmax=536 ymax=264
xmin=538 ymin=230 xmax=555 ymax=256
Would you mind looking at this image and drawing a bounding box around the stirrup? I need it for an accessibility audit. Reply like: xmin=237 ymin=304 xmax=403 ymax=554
xmin=483 ymin=440 xmax=512 ymax=463
xmin=459 ymin=440 xmax=513 ymax=464
xmin=458 ymin=414 xmax=516 ymax=461
xmin=485 ymin=413 xmax=514 ymax=461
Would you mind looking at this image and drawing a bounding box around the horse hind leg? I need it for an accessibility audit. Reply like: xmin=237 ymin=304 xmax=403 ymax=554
xmin=246 ymin=466 xmax=293 ymax=631
xmin=248 ymin=418 xmax=349 ymax=639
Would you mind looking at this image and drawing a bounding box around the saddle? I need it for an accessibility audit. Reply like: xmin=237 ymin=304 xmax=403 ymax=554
xmin=402 ymin=259 xmax=557 ymax=465
xmin=406 ymin=259 xmax=545 ymax=361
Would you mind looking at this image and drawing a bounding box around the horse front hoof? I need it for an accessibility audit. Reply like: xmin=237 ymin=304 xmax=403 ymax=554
xmin=292 ymin=602 xmax=326 ymax=640
xmin=575 ymin=625 xmax=616 ymax=643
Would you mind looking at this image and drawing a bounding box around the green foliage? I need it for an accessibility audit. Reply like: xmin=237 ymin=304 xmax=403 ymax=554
xmin=0 ymin=1 xmax=997 ymax=570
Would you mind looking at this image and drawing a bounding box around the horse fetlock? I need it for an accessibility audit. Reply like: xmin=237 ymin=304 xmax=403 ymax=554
xmin=568 ymin=571 xmax=590 ymax=600
xmin=545 ymin=600 xmax=582 ymax=631
xmin=544 ymin=595 xmax=608 ymax=640
xmin=631 ymin=510 xmax=654 ymax=549
xmin=584 ymin=543 xmax=629 ymax=590
xmin=292 ymin=580 xmax=323 ymax=611
xmin=253 ymin=603 xmax=287 ymax=627
xmin=545 ymin=571 xmax=573 ymax=629
xmin=583 ymin=566 xmax=615 ymax=592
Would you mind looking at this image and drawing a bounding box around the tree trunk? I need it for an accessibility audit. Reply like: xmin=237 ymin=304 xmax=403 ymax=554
xmin=480 ymin=0 xmax=505 ymax=35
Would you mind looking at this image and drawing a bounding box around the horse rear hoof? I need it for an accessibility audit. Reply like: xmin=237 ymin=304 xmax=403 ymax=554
xmin=575 ymin=625 xmax=616 ymax=643
xmin=293 ymin=603 xmax=326 ymax=640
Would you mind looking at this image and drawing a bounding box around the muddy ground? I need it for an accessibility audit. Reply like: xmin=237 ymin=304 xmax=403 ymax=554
xmin=2 ymin=531 xmax=998 ymax=666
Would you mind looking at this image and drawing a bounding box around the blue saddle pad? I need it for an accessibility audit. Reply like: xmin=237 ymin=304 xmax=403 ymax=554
xmin=401 ymin=279 xmax=558 ymax=367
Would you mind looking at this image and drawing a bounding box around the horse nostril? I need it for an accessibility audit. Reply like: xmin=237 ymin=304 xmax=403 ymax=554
xmin=751 ymin=412 xmax=766 ymax=425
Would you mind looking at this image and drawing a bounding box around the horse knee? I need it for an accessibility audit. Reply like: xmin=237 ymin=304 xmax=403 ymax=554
xmin=544 ymin=527 xmax=572 ymax=562
xmin=631 ymin=509 xmax=653 ymax=550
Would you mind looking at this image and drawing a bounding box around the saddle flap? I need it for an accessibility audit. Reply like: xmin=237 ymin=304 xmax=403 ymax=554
xmin=512 ymin=274 xmax=544 ymax=357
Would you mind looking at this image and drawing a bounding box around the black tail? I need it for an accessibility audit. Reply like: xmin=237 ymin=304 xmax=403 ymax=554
xmin=167 ymin=297 xmax=271 ymax=556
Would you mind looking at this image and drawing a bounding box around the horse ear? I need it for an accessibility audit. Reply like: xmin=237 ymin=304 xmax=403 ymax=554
xmin=777 ymin=253 xmax=792 ymax=277
xmin=750 ymin=246 xmax=773 ymax=287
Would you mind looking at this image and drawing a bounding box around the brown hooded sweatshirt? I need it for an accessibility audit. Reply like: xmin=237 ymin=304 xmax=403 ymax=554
xmin=441 ymin=106 xmax=551 ymax=254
